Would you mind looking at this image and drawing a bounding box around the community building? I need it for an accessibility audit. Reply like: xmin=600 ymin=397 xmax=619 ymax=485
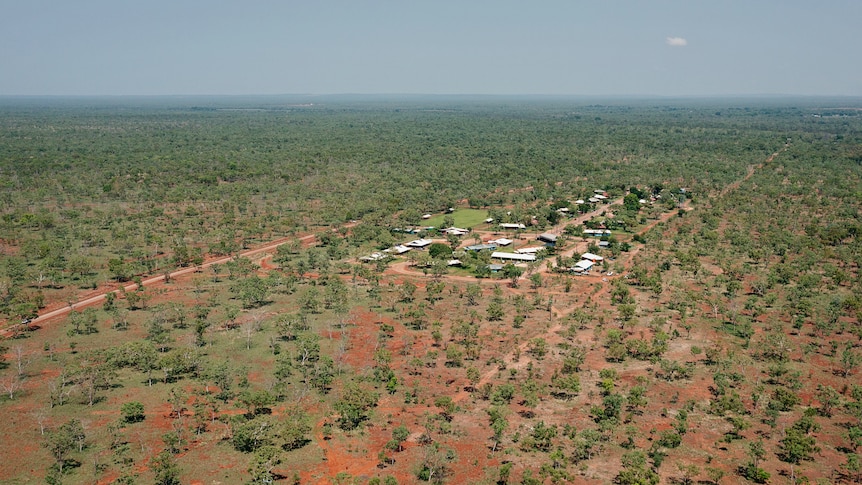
xmin=499 ymin=223 xmax=526 ymax=230
xmin=491 ymin=251 xmax=536 ymax=262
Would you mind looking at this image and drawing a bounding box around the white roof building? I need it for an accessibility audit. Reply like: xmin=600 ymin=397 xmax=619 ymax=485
xmin=388 ymin=245 xmax=412 ymax=254
xmin=405 ymin=238 xmax=433 ymax=248
xmin=489 ymin=238 xmax=513 ymax=246
xmin=573 ymin=260 xmax=594 ymax=272
xmin=581 ymin=252 xmax=604 ymax=262
xmin=499 ymin=223 xmax=527 ymax=230
xmin=491 ymin=251 xmax=536 ymax=262
xmin=515 ymin=246 xmax=545 ymax=254
xmin=442 ymin=227 xmax=469 ymax=236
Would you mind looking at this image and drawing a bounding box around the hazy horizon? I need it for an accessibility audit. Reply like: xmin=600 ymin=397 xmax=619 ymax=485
xmin=2 ymin=1 xmax=860 ymax=97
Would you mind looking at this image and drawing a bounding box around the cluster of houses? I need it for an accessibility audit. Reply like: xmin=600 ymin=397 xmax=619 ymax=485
xmin=570 ymin=252 xmax=604 ymax=274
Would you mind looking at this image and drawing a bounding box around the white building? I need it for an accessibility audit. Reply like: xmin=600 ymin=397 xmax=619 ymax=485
xmin=405 ymin=238 xmax=433 ymax=248
xmin=499 ymin=223 xmax=526 ymax=230
xmin=491 ymin=251 xmax=536 ymax=262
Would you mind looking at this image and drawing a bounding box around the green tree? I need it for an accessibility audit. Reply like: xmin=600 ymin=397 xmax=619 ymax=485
xmin=624 ymin=193 xmax=641 ymax=212
xmin=44 ymin=419 xmax=85 ymax=474
xmin=121 ymin=401 xmax=145 ymax=423
xmin=151 ymin=450 xmax=181 ymax=485
xmin=615 ymin=451 xmax=659 ymax=485
xmin=334 ymin=384 xmax=378 ymax=431
xmin=248 ymin=445 xmax=281 ymax=485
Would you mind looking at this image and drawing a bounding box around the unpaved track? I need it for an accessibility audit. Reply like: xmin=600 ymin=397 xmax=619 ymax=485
xmin=1 ymin=232 xmax=320 ymax=337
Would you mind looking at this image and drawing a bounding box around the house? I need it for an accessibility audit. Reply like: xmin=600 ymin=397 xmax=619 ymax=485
xmin=588 ymin=197 xmax=600 ymax=203
xmin=465 ymin=243 xmax=497 ymax=252
xmin=598 ymin=241 xmax=610 ymax=248
xmin=491 ymin=251 xmax=536 ymax=262
xmin=499 ymin=223 xmax=526 ymax=230
xmin=487 ymin=264 xmax=504 ymax=272
xmin=360 ymin=252 xmax=388 ymax=262
xmin=484 ymin=218 xmax=495 ymax=223
xmin=422 ymin=214 xmax=432 ymax=220
xmin=388 ymin=245 xmax=412 ymax=254
xmin=580 ymin=252 xmax=604 ymax=263
xmin=405 ymin=238 xmax=433 ymax=248
xmin=442 ymin=227 xmax=469 ymax=236
xmin=572 ymin=259 xmax=594 ymax=273
xmin=594 ymin=194 xmax=608 ymax=201
xmin=447 ymin=259 xmax=463 ymax=266
xmin=574 ymin=199 xmax=585 ymax=205
xmin=537 ymin=233 xmax=558 ymax=244
xmin=489 ymin=238 xmax=512 ymax=246
xmin=515 ymin=246 xmax=544 ymax=254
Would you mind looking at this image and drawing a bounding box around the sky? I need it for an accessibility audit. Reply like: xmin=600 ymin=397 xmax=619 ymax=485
xmin=1 ymin=0 xmax=860 ymax=97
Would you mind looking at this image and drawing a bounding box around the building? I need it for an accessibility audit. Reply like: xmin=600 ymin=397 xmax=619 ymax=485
xmin=572 ymin=259 xmax=594 ymax=273
xmin=499 ymin=223 xmax=526 ymax=230
xmin=537 ymin=233 xmax=558 ymax=244
xmin=489 ymin=238 xmax=513 ymax=246
xmin=583 ymin=229 xmax=612 ymax=237
xmin=580 ymin=252 xmax=604 ymax=263
xmin=442 ymin=227 xmax=469 ymax=236
xmin=360 ymin=252 xmax=388 ymax=262
xmin=465 ymin=243 xmax=498 ymax=252
xmin=388 ymin=245 xmax=412 ymax=254
xmin=491 ymin=251 xmax=536 ymax=262
xmin=405 ymin=238 xmax=433 ymax=248
xmin=515 ymin=246 xmax=544 ymax=254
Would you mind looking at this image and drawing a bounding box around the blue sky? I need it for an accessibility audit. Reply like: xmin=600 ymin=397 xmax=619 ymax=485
xmin=1 ymin=0 xmax=860 ymax=96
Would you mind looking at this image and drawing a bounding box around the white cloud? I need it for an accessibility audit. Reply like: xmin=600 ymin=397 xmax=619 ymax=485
xmin=666 ymin=36 xmax=688 ymax=47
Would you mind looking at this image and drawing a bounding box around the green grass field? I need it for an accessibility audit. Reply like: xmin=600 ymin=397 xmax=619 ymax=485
xmin=424 ymin=209 xmax=490 ymax=228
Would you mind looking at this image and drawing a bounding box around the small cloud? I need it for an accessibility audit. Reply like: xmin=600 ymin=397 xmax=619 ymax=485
xmin=666 ymin=36 xmax=688 ymax=47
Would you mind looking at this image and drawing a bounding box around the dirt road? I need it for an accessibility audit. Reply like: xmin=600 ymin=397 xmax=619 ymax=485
xmin=2 ymin=232 xmax=320 ymax=337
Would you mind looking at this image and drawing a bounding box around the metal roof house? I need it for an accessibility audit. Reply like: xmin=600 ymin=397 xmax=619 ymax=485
xmin=572 ymin=259 xmax=594 ymax=273
xmin=405 ymin=238 xmax=434 ymax=248
xmin=581 ymin=252 xmax=604 ymax=262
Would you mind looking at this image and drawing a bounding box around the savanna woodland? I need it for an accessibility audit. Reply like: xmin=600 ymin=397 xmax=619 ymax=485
xmin=2 ymin=95 xmax=862 ymax=485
